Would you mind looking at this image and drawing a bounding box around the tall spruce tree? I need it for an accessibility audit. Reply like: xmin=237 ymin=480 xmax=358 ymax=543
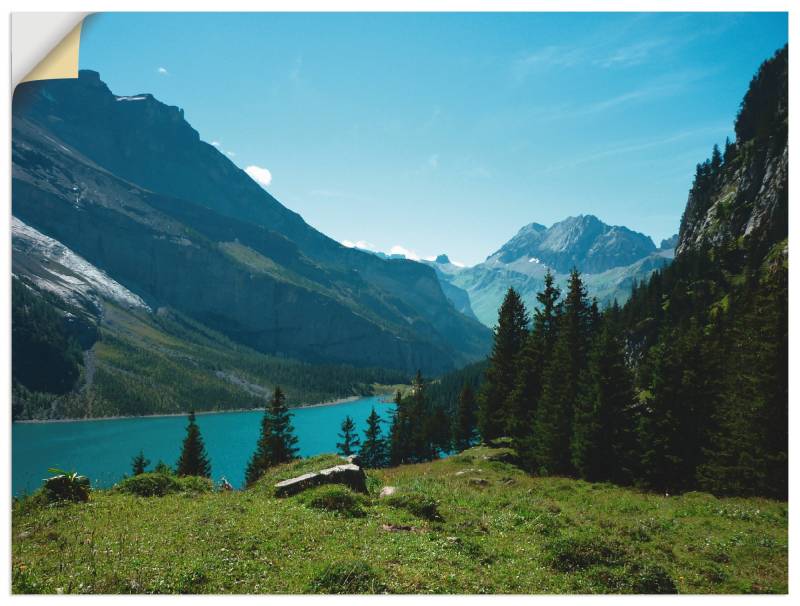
xmin=359 ymin=407 xmax=388 ymax=468
xmin=408 ymin=371 xmax=435 ymax=461
xmin=636 ymin=321 xmax=714 ymax=493
xmin=244 ymin=386 xmax=299 ymax=486
xmin=506 ymin=271 xmax=561 ymax=464
xmin=336 ymin=415 xmax=361 ymax=456
xmin=478 ymin=287 xmax=529 ymax=441
xmin=389 ymin=389 xmax=412 ymax=465
xmin=452 ymin=383 xmax=478 ymax=451
xmin=532 ymin=269 xmax=591 ymax=475
xmin=131 ymin=450 xmax=150 ymax=476
xmin=697 ymin=265 xmax=787 ymax=498
xmin=176 ymin=411 xmax=212 ymax=478
xmin=571 ymin=323 xmax=637 ymax=483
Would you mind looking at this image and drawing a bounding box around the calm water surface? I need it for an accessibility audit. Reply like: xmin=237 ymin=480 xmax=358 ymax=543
xmin=12 ymin=395 xmax=394 ymax=496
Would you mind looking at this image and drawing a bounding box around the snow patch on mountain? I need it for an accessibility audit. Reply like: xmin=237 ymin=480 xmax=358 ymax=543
xmin=12 ymin=217 xmax=150 ymax=312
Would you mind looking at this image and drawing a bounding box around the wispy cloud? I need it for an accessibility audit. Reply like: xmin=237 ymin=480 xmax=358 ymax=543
xmin=511 ymin=16 xmax=694 ymax=82
xmin=341 ymin=239 xmax=377 ymax=251
xmin=427 ymin=153 xmax=440 ymax=170
xmin=245 ymin=165 xmax=273 ymax=187
xmin=157 ymin=66 xmax=168 ymax=75
xmin=534 ymin=125 xmax=729 ymax=175
xmin=390 ymin=244 xmax=421 ymax=261
xmin=526 ymin=68 xmax=712 ymax=122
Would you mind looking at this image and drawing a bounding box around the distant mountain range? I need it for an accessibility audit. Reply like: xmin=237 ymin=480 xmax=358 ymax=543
xmin=12 ymin=70 xmax=491 ymax=381
xmin=406 ymin=215 xmax=675 ymax=327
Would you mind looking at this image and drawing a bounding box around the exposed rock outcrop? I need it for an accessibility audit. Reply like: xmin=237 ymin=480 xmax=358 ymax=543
xmin=274 ymin=463 xmax=367 ymax=497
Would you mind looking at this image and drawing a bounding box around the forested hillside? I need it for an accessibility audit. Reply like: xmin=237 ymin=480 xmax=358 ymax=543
xmin=383 ymin=45 xmax=788 ymax=500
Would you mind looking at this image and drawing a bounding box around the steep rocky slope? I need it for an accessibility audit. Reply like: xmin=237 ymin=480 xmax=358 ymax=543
xmin=12 ymin=71 xmax=490 ymax=375
xmin=677 ymin=46 xmax=787 ymax=257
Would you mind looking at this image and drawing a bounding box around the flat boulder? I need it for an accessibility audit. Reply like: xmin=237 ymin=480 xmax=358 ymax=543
xmin=274 ymin=463 xmax=367 ymax=497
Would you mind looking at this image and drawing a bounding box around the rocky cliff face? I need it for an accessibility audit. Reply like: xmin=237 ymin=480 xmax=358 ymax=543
xmin=12 ymin=72 xmax=491 ymax=374
xmin=487 ymin=215 xmax=656 ymax=274
xmin=677 ymin=45 xmax=787 ymax=258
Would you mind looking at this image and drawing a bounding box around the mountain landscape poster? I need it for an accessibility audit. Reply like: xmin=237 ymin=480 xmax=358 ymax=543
xmin=5 ymin=6 xmax=792 ymax=598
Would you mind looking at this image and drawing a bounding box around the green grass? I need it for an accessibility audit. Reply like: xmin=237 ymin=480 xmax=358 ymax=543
xmin=12 ymin=446 xmax=787 ymax=594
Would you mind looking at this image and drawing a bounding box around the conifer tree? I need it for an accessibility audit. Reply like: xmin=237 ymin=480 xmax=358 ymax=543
xmin=408 ymin=370 xmax=435 ymax=461
xmin=532 ymin=269 xmax=591 ymax=475
xmin=571 ymin=324 xmax=637 ymax=483
xmin=389 ymin=389 xmax=412 ymax=465
xmin=637 ymin=321 xmax=714 ymax=493
xmin=336 ymin=415 xmax=361 ymax=456
xmin=452 ymin=383 xmax=478 ymax=451
xmin=131 ymin=450 xmax=150 ymax=476
xmin=506 ymin=271 xmax=561 ymax=459
xmin=359 ymin=407 xmax=388 ymax=468
xmin=176 ymin=411 xmax=212 ymax=478
xmin=478 ymin=287 xmax=529 ymax=441
xmin=244 ymin=386 xmax=299 ymax=486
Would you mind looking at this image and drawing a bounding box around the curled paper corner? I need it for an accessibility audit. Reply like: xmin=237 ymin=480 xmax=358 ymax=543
xmin=12 ymin=13 xmax=90 ymax=88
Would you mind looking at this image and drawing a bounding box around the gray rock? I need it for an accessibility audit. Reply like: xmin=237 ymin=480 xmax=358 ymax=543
xmin=274 ymin=463 xmax=367 ymax=497
xmin=378 ymin=486 xmax=397 ymax=498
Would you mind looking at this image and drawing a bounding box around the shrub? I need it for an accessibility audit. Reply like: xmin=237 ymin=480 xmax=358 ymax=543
xmin=40 ymin=469 xmax=90 ymax=503
xmin=545 ymin=532 xmax=626 ymax=572
xmin=628 ymin=563 xmax=678 ymax=593
xmin=114 ymin=473 xmax=212 ymax=497
xmin=383 ymin=492 xmax=441 ymax=521
xmin=298 ymin=485 xmax=366 ymax=518
xmin=307 ymin=560 xmax=387 ymax=594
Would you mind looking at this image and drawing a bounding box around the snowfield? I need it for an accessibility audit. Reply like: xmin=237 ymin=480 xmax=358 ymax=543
xmin=12 ymin=216 xmax=151 ymax=312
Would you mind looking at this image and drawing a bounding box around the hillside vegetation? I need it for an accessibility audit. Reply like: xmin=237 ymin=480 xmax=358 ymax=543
xmin=12 ymin=446 xmax=787 ymax=594
xmin=12 ymin=290 xmax=407 ymax=420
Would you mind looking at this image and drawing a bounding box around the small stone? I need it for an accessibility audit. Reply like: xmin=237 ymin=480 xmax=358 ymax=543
xmin=381 ymin=523 xmax=418 ymax=533
xmin=379 ymin=486 xmax=397 ymax=498
xmin=469 ymin=478 xmax=490 ymax=487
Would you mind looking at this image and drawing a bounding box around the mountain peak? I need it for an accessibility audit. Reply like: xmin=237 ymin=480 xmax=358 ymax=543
xmin=435 ymin=254 xmax=451 ymax=264
xmin=488 ymin=214 xmax=656 ymax=273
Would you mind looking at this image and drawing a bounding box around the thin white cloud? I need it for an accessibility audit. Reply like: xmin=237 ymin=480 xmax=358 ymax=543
xmin=210 ymin=141 xmax=221 ymax=147
xmin=245 ymin=165 xmax=272 ymax=187
xmin=157 ymin=67 xmax=168 ymax=75
xmin=226 ymin=151 xmax=236 ymax=158
xmin=341 ymin=239 xmax=377 ymax=251
xmin=390 ymin=245 xmax=421 ymax=261
xmin=427 ymin=153 xmax=440 ymax=170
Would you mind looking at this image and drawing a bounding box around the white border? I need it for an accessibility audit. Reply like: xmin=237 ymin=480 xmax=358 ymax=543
xmin=1 ymin=2 xmax=796 ymax=603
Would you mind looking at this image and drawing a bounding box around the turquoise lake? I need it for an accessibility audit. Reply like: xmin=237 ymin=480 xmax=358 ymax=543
xmin=12 ymin=395 xmax=395 ymax=496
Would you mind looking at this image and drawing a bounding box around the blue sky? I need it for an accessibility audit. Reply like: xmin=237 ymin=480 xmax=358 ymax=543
xmin=79 ymin=12 xmax=787 ymax=266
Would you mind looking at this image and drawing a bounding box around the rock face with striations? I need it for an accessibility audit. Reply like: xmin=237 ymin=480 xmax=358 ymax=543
xmin=486 ymin=215 xmax=657 ymax=274
xmin=11 ymin=70 xmax=491 ymax=374
xmin=676 ymin=45 xmax=787 ymax=258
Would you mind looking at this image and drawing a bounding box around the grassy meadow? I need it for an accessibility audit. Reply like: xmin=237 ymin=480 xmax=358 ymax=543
xmin=12 ymin=446 xmax=787 ymax=594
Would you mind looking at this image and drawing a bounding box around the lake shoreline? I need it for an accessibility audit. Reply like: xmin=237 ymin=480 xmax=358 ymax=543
xmin=13 ymin=393 xmax=395 ymax=425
